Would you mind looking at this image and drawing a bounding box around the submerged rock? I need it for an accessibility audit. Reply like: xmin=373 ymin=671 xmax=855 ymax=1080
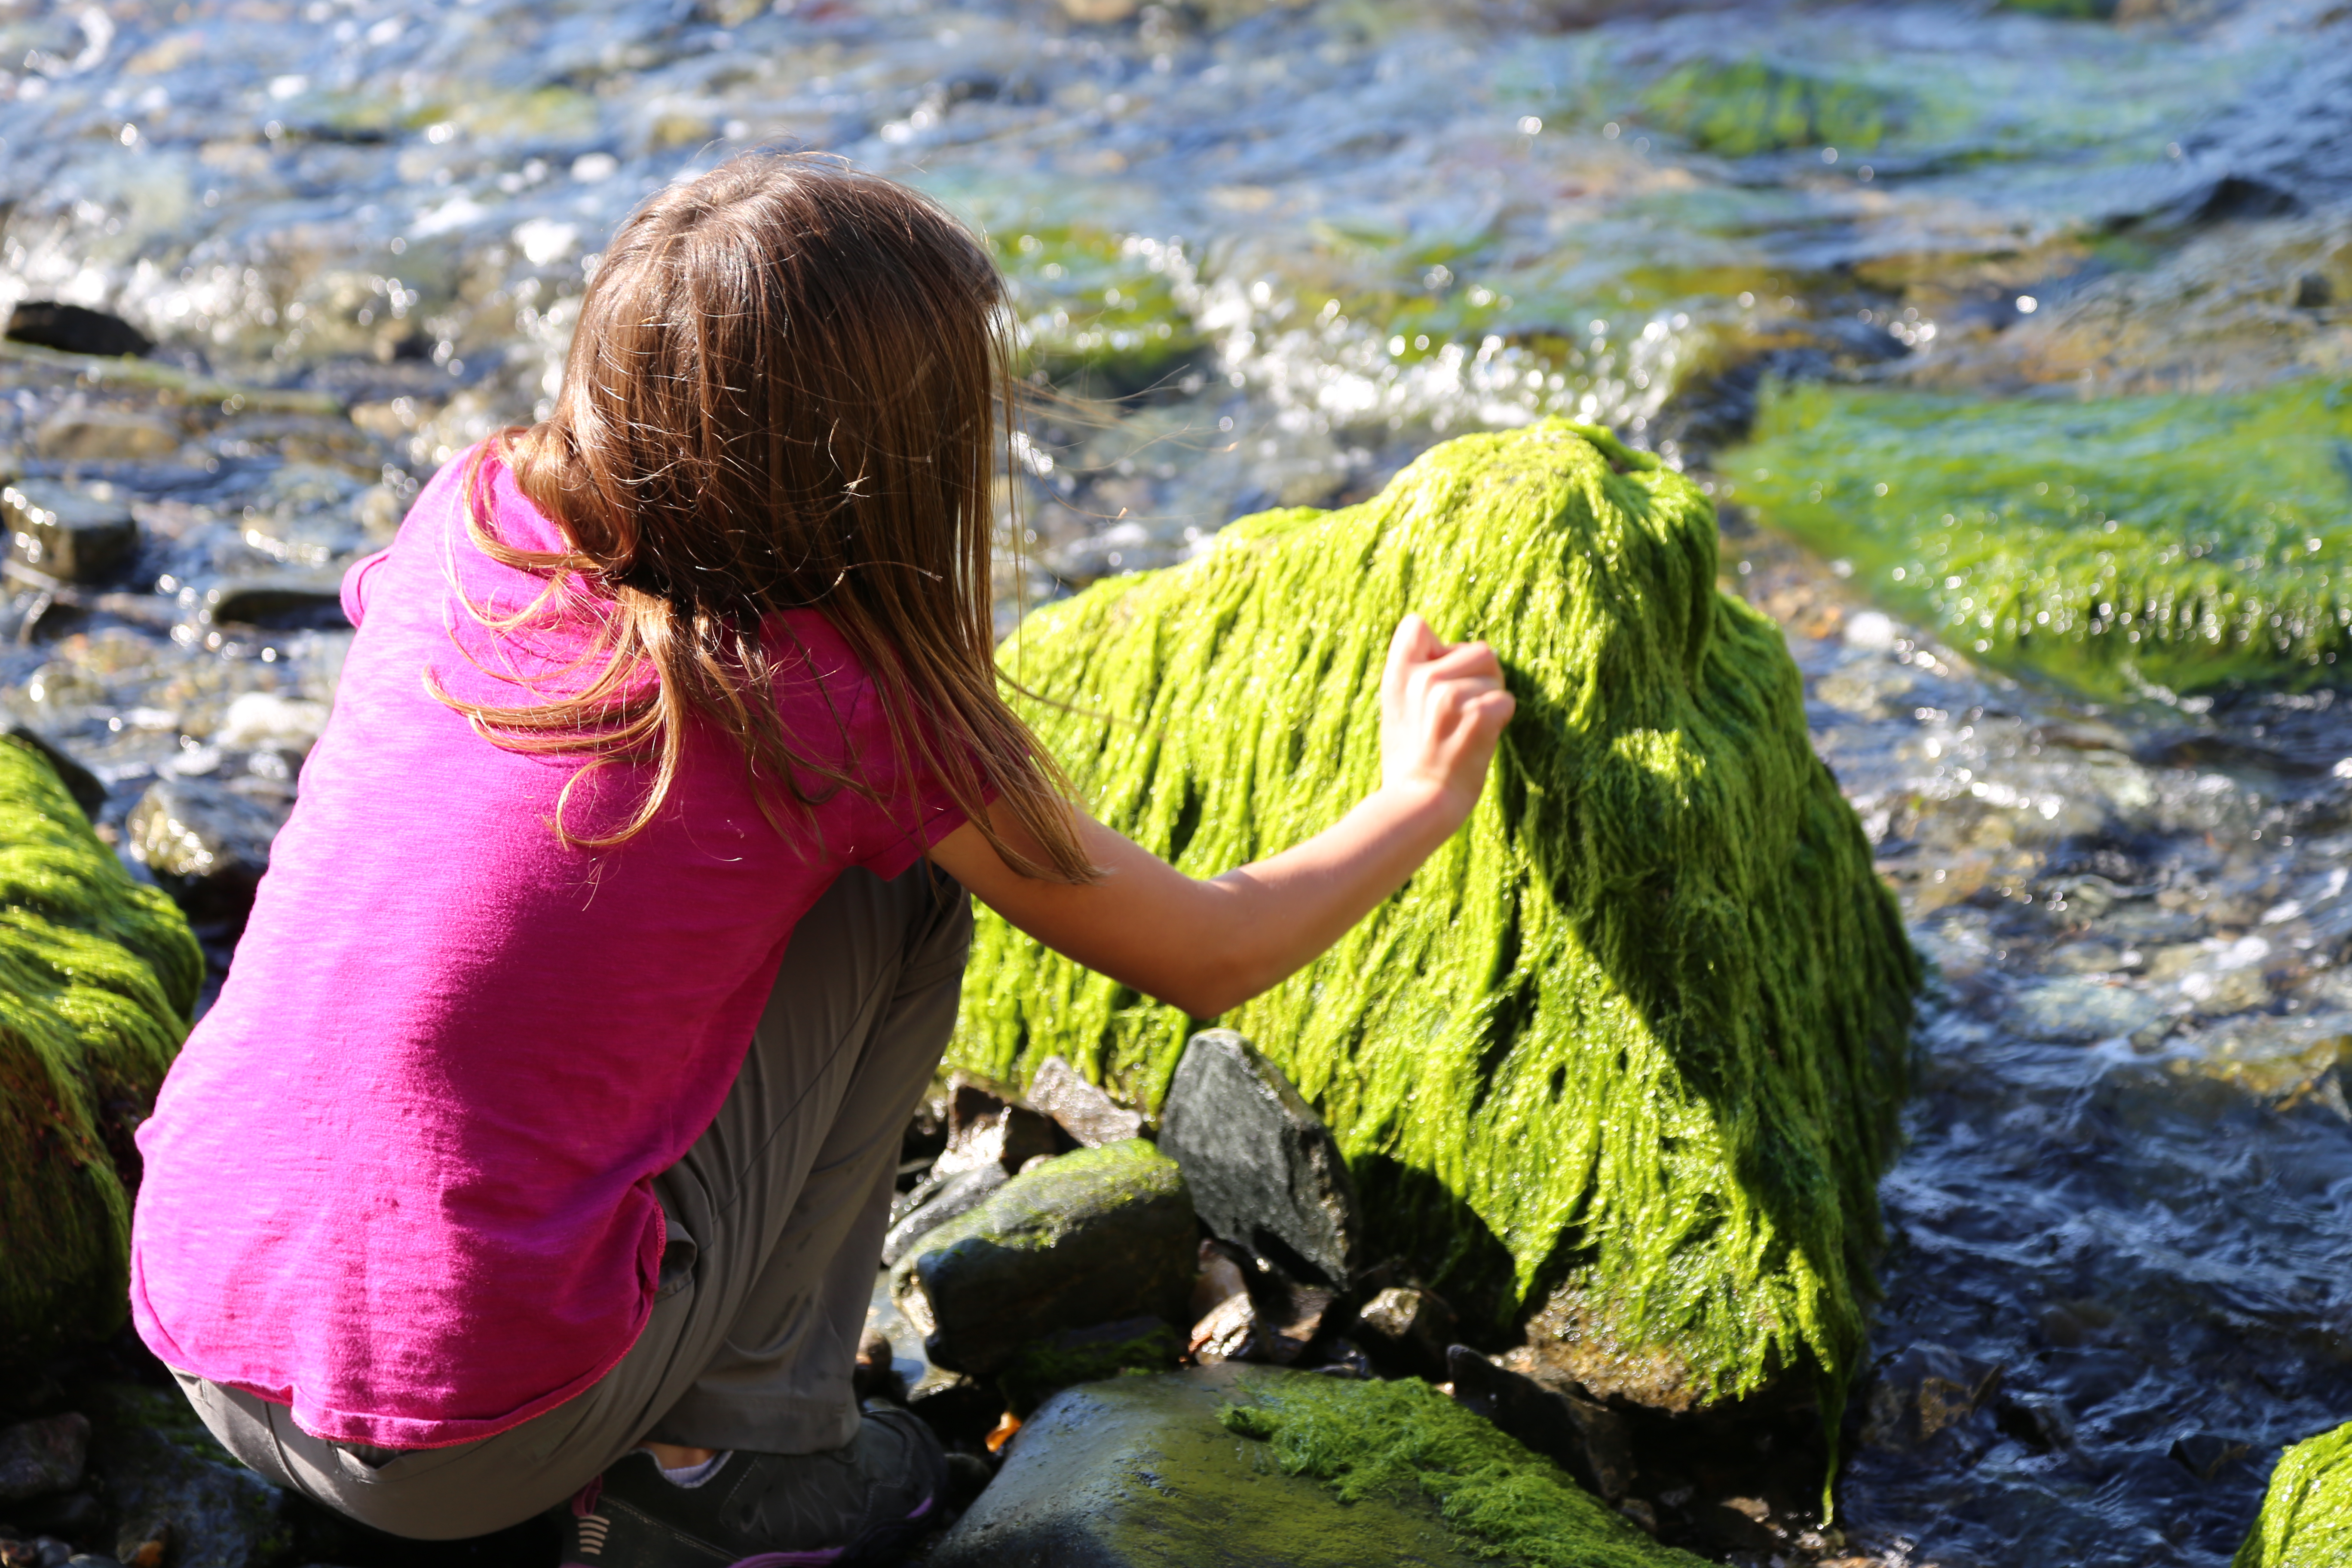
xmin=0 ymin=738 xmax=201 ymax=1364
xmin=1727 ymin=377 xmax=2352 ymax=699
xmin=124 ymin=777 xmax=288 ymax=932
xmin=1636 ymin=56 xmax=1899 ymax=157
xmin=0 ymin=1415 xmax=89 ymax=1503
xmin=2233 ymin=1420 xmax=2352 ymax=1567
xmin=894 ymin=1140 xmax=1195 ymax=1377
xmin=2 ymin=484 xmax=139 ymax=586
xmin=1157 ymin=1030 xmax=1363 ymax=1288
xmin=952 ymin=421 xmax=1919 ymax=1418
xmin=3 ymin=305 xmax=152 ymax=360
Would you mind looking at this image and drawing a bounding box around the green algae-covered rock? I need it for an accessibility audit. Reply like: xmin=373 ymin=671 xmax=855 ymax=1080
xmin=1638 ymin=58 xmax=1900 ymax=157
xmin=957 ymin=420 xmax=1919 ymax=1416
xmin=2234 ymin=1421 xmax=2352 ymax=1568
xmin=895 ymin=1140 xmax=1197 ymax=1377
xmin=931 ymin=1364 xmax=1708 ymax=1568
xmin=0 ymin=735 xmax=201 ymax=1363
xmin=1727 ymin=377 xmax=2352 ymax=700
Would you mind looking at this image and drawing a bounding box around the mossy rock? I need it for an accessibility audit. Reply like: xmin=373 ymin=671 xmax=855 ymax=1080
xmin=2234 ymin=1421 xmax=2352 ymax=1568
xmin=1638 ymin=58 xmax=1900 ymax=157
xmin=0 ymin=736 xmax=201 ymax=1364
xmin=956 ymin=420 xmax=1919 ymax=1415
xmin=1726 ymin=377 xmax=2352 ymax=700
xmin=931 ymin=1364 xmax=1708 ymax=1568
xmin=997 ymin=225 xmax=1207 ymax=395
xmin=895 ymin=1141 xmax=1197 ymax=1377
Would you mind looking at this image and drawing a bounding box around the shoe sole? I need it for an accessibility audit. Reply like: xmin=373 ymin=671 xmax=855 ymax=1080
xmin=562 ymin=1490 xmax=935 ymax=1568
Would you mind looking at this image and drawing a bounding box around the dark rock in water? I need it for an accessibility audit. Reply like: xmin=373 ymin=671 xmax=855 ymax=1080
xmin=0 ymin=1414 xmax=89 ymax=1503
xmin=4 ymin=303 xmax=152 ymax=359
xmin=881 ymin=1163 xmax=1008 ymax=1266
xmin=1000 ymin=1317 xmax=1184 ymax=1413
xmin=1860 ymin=1342 xmax=2002 ymax=1451
xmin=194 ymin=581 xmax=349 ymax=634
xmin=1026 ymin=1056 xmax=1145 ymax=1147
xmin=1156 ymin=1030 xmax=1363 ymax=1288
xmin=853 ymin=1328 xmax=902 ymax=1403
xmin=2169 ymin=1431 xmax=2253 ymax=1482
xmin=2296 ymin=272 xmax=2334 ymax=310
xmin=3 ymin=729 xmax=104 ymax=819
xmin=1 ymin=483 xmax=139 ymax=585
xmin=905 ymin=1371 xmax=1002 ymax=1445
xmin=1350 ymin=1285 xmax=1456 ymax=1378
xmin=85 ymin=1384 xmax=291 ymax=1568
xmin=1993 ymin=1389 xmax=2076 ymax=1452
xmin=895 ymin=1140 xmax=1195 ymax=1377
xmin=1648 ymin=316 xmax=1905 ymax=462
xmin=1447 ymin=1347 xmax=1633 ymax=1504
xmin=926 ymin=1366 xmax=1492 ymax=1568
xmin=126 ymin=777 xmax=289 ymax=930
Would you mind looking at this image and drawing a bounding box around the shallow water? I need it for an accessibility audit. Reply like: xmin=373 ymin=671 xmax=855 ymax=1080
xmin=4 ymin=0 xmax=2350 ymax=1562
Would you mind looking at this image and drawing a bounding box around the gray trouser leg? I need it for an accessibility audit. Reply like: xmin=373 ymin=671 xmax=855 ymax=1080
xmin=175 ymin=862 xmax=972 ymax=1540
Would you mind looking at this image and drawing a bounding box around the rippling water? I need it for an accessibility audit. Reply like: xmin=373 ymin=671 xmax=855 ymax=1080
xmin=4 ymin=0 xmax=2350 ymax=1561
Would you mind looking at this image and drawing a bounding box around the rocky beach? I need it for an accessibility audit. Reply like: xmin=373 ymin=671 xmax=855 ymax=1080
xmin=1 ymin=0 xmax=2351 ymax=1563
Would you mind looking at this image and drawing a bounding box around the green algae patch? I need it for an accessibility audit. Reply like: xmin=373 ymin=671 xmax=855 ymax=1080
xmin=957 ymin=420 xmax=1919 ymax=1416
xmin=0 ymin=735 xmax=201 ymax=1364
xmin=1726 ymin=378 xmax=2352 ymax=700
xmin=995 ymin=225 xmax=1206 ymax=395
xmin=1220 ymin=1374 xmax=1709 ymax=1568
xmin=2235 ymin=1422 xmax=2352 ymax=1568
xmin=1638 ymin=58 xmax=1900 ymax=157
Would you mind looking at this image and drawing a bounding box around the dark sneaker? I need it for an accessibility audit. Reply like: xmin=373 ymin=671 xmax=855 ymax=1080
xmin=563 ymin=1407 xmax=946 ymax=1567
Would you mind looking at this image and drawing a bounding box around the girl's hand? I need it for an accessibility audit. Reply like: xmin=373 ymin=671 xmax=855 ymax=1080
xmin=1379 ymin=613 xmax=1516 ymax=821
xmin=931 ymin=610 xmax=1516 ymax=1018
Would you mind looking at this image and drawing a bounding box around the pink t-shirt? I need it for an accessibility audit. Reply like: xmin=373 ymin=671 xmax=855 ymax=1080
xmin=129 ymin=447 xmax=967 ymax=1449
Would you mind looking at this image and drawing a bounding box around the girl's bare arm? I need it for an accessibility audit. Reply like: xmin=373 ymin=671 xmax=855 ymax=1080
xmin=927 ymin=613 xmax=1516 ymax=1019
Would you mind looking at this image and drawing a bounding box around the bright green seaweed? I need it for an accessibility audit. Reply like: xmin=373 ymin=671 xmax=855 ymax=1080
xmin=0 ymin=735 xmax=201 ymax=1363
xmin=2234 ymin=1423 xmax=2352 ymax=1568
xmin=1222 ymin=1375 xmax=1711 ymax=1568
xmin=956 ymin=421 xmax=1918 ymax=1418
xmin=1726 ymin=378 xmax=2352 ymax=700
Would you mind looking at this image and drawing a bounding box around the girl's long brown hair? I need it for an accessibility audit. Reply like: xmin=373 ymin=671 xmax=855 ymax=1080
xmin=436 ymin=152 xmax=1093 ymax=882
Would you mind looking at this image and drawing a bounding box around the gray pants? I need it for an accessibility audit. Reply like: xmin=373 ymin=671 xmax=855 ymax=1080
xmin=178 ymin=863 xmax=972 ymax=1540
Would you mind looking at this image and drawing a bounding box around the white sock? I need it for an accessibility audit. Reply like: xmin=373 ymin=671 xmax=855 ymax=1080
xmin=646 ymin=1449 xmax=730 ymax=1488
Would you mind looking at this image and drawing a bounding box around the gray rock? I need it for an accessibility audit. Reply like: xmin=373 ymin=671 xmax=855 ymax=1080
xmin=86 ymin=1384 xmax=292 ymax=1568
xmin=1352 ymin=1286 xmax=1456 ymax=1377
xmin=195 ymin=579 xmax=349 ymax=633
xmin=32 ymin=411 xmax=184 ymax=464
xmin=1157 ymin=1031 xmax=1363 ymax=1287
xmin=0 ymin=1413 xmax=89 ymax=1503
xmin=895 ymin=1140 xmax=1195 ymax=1377
xmin=881 ymin=1164 xmax=1007 ymax=1266
xmin=928 ymin=1365 xmax=1487 ymax=1568
xmin=1447 ymin=1346 xmax=1634 ymax=1504
xmin=126 ymin=776 xmax=289 ymax=928
xmin=1027 ymin=1056 xmax=1145 ymax=1147
xmin=934 ymin=1075 xmax=1059 ymax=1178
xmin=2 ymin=482 xmax=139 ymax=585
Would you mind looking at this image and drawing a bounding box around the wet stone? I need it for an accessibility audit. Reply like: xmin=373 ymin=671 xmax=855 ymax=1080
xmin=3 ymin=303 xmax=151 ymax=359
xmin=86 ymin=1384 xmax=289 ymax=1568
xmin=0 ymin=1415 xmax=89 ymax=1504
xmin=2 ymin=484 xmax=139 ymax=586
xmin=31 ymin=412 xmax=184 ymax=466
xmin=881 ymin=1163 xmax=1006 ymax=1266
xmin=934 ymin=1074 xmax=1060 ymax=1177
xmin=1157 ymin=1030 xmax=1363 ymax=1288
xmin=1026 ymin=1055 xmax=1145 ymax=1147
xmin=194 ymin=580 xmax=349 ymax=634
xmin=1446 ymin=1347 xmax=1634 ymax=1504
xmin=126 ymin=775 xmax=291 ymax=930
xmin=894 ymin=1139 xmax=1195 ymax=1377
xmin=1350 ymin=1285 xmax=1456 ymax=1378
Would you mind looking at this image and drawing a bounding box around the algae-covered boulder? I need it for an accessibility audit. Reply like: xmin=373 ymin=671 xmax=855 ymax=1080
xmin=0 ymin=735 xmax=201 ymax=1363
xmin=895 ymin=1140 xmax=1197 ymax=1376
xmin=1726 ymin=377 xmax=2352 ymax=700
xmin=2234 ymin=1421 xmax=2352 ymax=1568
xmin=956 ymin=420 xmax=1918 ymax=1415
xmin=931 ymin=1363 xmax=1709 ymax=1568
xmin=1637 ymin=57 xmax=1901 ymax=157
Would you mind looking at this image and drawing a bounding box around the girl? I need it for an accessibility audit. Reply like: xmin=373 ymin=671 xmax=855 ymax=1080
xmin=127 ymin=153 xmax=1513 ymax=1568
